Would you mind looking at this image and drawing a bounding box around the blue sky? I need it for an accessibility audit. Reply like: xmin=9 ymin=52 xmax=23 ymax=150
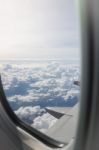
xmin=0 ymin=0 xmax=80 ymax=59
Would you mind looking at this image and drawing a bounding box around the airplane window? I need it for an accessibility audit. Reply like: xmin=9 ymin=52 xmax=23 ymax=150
xmin=0 ymin=0 xmax=81 ymax=145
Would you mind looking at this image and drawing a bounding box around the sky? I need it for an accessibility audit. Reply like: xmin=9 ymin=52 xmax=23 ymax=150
xmin=0 ymin=0 xmax=80 ymax=60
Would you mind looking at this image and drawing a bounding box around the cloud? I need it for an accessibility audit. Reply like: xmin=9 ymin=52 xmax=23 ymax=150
xmin=32 ymin=113 xmax=57 ymax=133
xmin=1 ymin=60 xmax=80 ymax=131
xmin=1 ymin=61 xmax=80 ymax=107
xmin=15 ymin=105 xmax=57 ymax=133
xmin=15 ymin=106 xmax=45 ymax=124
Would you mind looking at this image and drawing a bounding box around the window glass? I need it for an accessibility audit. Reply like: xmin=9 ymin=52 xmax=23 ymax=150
xmin=0 ymin=0 xmax=81 ymax=144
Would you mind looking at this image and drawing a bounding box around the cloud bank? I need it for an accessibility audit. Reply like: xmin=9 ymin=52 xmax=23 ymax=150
xmin=0 ymin=60 xmax=80 ymax=132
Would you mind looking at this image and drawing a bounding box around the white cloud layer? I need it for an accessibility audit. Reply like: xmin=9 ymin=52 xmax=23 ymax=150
xmin=0 ymin=60 xmax=80 ymax=132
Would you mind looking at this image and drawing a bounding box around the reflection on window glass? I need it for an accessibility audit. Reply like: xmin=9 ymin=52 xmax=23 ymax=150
xmin=0 ymin=0 xmax=80 ymax=143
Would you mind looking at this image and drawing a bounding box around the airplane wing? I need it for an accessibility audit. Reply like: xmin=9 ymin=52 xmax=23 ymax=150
xmin=45 ymin=107 xmax=71 ymax=119
xmin=46 ymin=103 xmax=79 ymax=144
xmin=46 ymin=81 xmax=80 ymax=144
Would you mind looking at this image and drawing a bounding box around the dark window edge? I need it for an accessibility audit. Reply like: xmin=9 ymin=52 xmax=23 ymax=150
xmin=0 ymin=76 xmax=66 ymax=148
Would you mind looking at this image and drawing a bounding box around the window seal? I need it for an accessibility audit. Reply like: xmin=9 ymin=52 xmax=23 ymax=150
xmin=74 ymin=0 xmax=97 ymax=150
